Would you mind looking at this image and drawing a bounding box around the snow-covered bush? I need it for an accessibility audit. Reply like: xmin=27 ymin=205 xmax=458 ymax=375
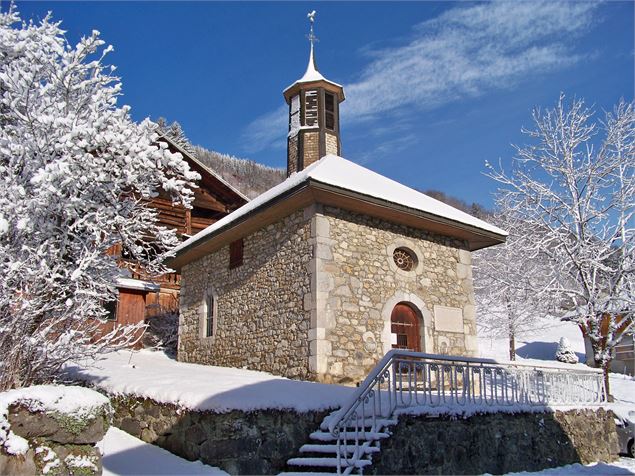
xmin=0 ymin=8 xmax=198 ymax=390
xmin=555 ymin=337 xmax=579 ymax=364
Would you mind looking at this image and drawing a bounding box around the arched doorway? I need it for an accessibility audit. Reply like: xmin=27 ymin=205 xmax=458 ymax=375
xmin=391 ymin=303 xmax=421 ymax=352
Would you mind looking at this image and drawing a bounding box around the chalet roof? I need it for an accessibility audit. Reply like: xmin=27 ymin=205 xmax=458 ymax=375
xmin=169 ymin=155 xmax=507 ymax=269
xmin=157 ymin=134 xmax=249 ymax=203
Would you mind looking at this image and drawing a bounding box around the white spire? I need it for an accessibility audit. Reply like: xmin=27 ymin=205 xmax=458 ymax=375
xmin=299 ymin=10 xmax=325 ymax=82
xmin=283 ymin=10 xmax=344 ymax=95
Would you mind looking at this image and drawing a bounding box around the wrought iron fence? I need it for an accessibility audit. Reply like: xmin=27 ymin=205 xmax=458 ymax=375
xmin=326 ymin=350 xmax=605 ymax=474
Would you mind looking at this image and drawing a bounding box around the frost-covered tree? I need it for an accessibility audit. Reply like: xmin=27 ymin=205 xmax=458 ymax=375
xmin=156 ymin=117 xmax=195 ymax=155
xmin=0 ymin=9 xmax=199 ymax=390
xmin=555 ymin=337 xmax=579 ymax=364
xmin=487 ymin=94 xmax=634 ymax=397
xmin=474 ymin=212 xmax=550 ymax=360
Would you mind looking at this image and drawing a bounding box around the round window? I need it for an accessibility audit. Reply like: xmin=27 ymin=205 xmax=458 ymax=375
xmin=393 ymin=247 xmax=417 ymax=272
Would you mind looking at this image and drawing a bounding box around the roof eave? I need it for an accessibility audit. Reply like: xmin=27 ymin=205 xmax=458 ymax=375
xmin=283 ymin=79 xmax=345 ymax=104
xmin=168 ymin=178 xmax=506 ymax=271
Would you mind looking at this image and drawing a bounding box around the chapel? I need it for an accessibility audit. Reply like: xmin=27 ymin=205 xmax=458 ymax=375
xmin=168 ymin=20 xmax=507 ymax=384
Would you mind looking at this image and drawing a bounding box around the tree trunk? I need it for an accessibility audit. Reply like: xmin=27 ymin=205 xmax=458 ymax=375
xmin=509 ymin=333 xmax=516 ymax=361
xmin=602 ymin=360 xmax=613 ymax=402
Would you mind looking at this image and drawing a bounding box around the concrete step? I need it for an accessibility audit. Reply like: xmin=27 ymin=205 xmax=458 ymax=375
xmin=287 ymin=457 xmax=372 ymax=469
xmin=320 ymin=418 xmax=398 ymax=431
xmin=300 ymin=444 xmax=380 ymax=455
xmin=309 ymin=430 xmax=389 ymax=442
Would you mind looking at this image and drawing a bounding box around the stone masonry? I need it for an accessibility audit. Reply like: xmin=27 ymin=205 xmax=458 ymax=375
xmin=178 ymin=210 xmax=314 ymax=380
xmin=287 ymin=135 xmax=298 ymax=175
xmin=309 ymin=206 xmax=476 ymax=383
xmin=302 ymin=132 xmax=319 ymax=169
xmin=325 ymin=132 xmax=338 ymax=156
xmin=178 ymin=204 xmax=477 ymax=384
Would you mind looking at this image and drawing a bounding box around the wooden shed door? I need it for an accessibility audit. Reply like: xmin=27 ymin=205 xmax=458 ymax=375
xmin=117 ymin=290 xmax=147 ymax=326
xmin=391 ymin=303 xmax=420 ymax=352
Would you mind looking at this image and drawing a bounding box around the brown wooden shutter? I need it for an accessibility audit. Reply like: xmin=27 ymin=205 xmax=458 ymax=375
xmin=229 ymin=239 xmax=244 ymax=269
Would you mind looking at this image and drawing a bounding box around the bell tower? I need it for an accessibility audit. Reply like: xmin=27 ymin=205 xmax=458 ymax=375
xmin=283 ymin=11 xmax=345 ymax=176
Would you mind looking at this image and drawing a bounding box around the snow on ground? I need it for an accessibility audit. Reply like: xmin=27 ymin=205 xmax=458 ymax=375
xmin=478 ymin=317 xmax=586 ymax=364
xmin=98 ymin=426 xmax=227 ymax=475
xmin=67 ymin=350 xmax=353 ymax=413
xmin=500 ymin=457 xmax=635 ymax=475
xmin=478 ymin=316 xmax=635 ymax=420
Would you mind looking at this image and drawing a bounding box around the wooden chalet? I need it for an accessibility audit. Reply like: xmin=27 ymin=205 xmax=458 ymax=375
xmin=108 ymin=135 xmax=248 ymax=328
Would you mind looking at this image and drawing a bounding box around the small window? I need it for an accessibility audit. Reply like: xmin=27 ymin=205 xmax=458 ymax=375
xmin=325 ymin=92 xmax=335 ymax=130
xmin=393 ymin=247 xmax=417 ymax=272
xmin=104 ymin=299 xmax=118 ymax=321
xmin=205 ymin=293 xmax=214 ymax=337
xmin=229 ymin=239 xmax=244 ymax=269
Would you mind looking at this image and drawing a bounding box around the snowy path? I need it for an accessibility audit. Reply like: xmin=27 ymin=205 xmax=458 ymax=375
xmin=501 ymin=457 xmax=635 ymax=475
xmin=98 ymin=427 xmax=227 ymax=475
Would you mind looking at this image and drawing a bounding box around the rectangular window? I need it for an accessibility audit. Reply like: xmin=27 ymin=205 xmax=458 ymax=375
xmin=325 ymin=92 xmax=335 ymax=130
xmin=205 ymin=294 xmax=214 ymax=337
xmin=304 ymin=90 xmax=319 ymax=127
xmin=104 ymin=299 xmax=118 ymax=321
xmin=229 ymin=239 xmax=244 ymax=269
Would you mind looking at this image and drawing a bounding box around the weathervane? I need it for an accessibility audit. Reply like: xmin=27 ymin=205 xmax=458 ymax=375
xmin=306 ymin=10 xmax=318 ymax=47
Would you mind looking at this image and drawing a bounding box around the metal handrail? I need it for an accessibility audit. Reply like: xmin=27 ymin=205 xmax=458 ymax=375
xmin=326 ymin=350 xmax=606 ymax=474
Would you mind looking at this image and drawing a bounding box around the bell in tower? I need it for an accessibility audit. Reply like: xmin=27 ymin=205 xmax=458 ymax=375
xmin=283 ymin=11 xmax=345 ymax=176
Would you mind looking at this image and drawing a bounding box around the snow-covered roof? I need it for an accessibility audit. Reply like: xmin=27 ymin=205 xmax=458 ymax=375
xmin=172 ymin=155 xmax=507 ymax=259
xmin=157 ymin=134 xmax=249 ymax=202
xmin=116 ymin=277 xmax=160 ymax=292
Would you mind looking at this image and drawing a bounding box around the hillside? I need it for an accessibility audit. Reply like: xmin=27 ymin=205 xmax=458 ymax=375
xmin=192 ymin=146 xmax=285 ymax=199
xmin=157 ymin=119 xmax=285 ymax=199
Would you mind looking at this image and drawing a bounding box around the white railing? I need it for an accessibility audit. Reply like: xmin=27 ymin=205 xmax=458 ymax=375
xmin=326 ymin=350 xmax=605 ymax=474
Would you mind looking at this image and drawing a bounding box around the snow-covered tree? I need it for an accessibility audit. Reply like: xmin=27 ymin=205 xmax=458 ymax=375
xmin=0 ymin=9 xmax=199 ymax=390
xmin=156 ymin=118 xmax=195 ymax=155
xmin=474 ymin=212 xmax=550 ymax=360
xmin=555 ymin=337 xmax=579 ymax=364
xmin=487 ymin=94 xmax=634 ymax=397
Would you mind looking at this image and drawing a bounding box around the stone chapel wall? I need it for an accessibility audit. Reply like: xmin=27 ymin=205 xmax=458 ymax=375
xmin=178 ymin=210 xmax=314 ymax=380
xmin=311 ymin=206 xmax=477 ymax=384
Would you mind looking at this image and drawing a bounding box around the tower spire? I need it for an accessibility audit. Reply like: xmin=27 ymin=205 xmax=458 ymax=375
xmin=283 ymin=10 xmax=345 ymax=176
xmin=303 ymin=10 xmax=321 ymax=81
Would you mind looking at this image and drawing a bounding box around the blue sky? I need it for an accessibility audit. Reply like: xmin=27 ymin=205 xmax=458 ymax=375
xmin=14 ymin=1 xmax=635 ymax=207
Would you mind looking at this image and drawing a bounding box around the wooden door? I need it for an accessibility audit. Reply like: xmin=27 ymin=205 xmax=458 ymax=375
xmin=391 ymin=303 xmax=420 ymax=352
xmin=117 ymin=289 xmax=147 ymax=325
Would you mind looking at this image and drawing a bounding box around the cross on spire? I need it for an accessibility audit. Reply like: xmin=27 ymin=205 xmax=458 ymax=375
xmin=306 ymin=10 xmax=318 ymax=47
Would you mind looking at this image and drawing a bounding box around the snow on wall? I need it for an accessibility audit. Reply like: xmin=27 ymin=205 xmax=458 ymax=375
xmin=0 ymin=385 xmax=110 ymax=456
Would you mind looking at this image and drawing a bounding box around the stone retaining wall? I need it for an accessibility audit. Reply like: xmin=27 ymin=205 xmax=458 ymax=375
xmin=109 ymin=394 xmax=618 ymax=476
xmin=0 ymin=389 xmax=110 ymax=476
xmin=370 ymin=408 xmax=619 ymax=475
xmin=110 ymin=396 xmax=329 ymax=475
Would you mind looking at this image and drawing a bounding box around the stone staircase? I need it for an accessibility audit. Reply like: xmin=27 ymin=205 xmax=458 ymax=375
xmin=280 ymin=410 xmax=398 ymax=475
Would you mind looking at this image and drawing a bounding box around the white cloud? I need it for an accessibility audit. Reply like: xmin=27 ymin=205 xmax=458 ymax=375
xmin=240 ymin=105 xmax=288 ymax=154
xmin=242 ymin=1 xmax=599 ymax=153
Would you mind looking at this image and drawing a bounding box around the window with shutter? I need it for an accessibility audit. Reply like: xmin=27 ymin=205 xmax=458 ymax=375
xmin=229 ymin=239 xmax=244 ymax=269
